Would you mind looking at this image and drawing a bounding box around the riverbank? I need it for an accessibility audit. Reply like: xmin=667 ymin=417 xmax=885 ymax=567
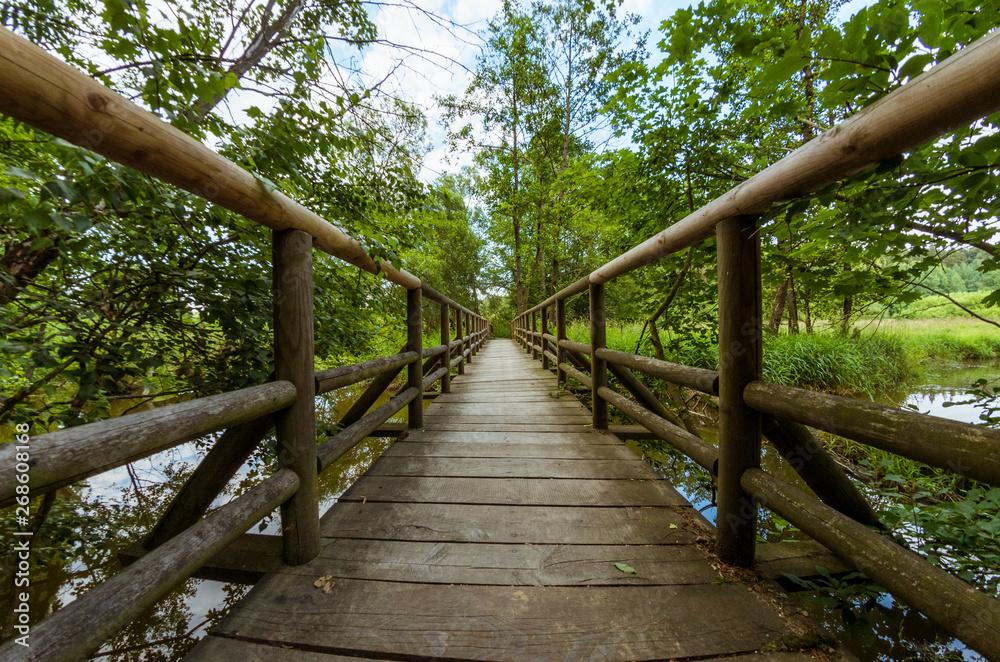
xmin=565 ymin=316 xmax=998 ymax=397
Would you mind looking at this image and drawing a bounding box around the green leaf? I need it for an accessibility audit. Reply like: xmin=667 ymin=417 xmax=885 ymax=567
xmin=614 ymin=562 xmax=637 ymax=574
xmin=6 ymin=166 xmax=40 ymax=181
xmin=0 ymin=187 xmax=27 ymax=203
xmin=41 ymin=180 xmax=81 ymax=204
xmin=762 ymin=50 xmax=805 ymax=87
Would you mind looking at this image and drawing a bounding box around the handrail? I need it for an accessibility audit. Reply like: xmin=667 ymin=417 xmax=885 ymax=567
xmin=0 ymin=29 xmax=419 ymax=289
xmin=0 ymin=381 xmax=296 ymax=508
xmin=13 ymin=468 xmax=299 ymax=662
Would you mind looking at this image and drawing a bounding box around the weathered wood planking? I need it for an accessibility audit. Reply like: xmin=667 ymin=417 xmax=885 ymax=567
xmin=280 ymin=539 xmax=719 ymax=586
xmin=365 ymin=456 xmax=658 ymax=479
xmin=339 ymin=475 xmax=688 ymax=506
xmin=320 ymin=502 xmax=703 ymax=545
xmin=199 ymin=580 xmax=799 ymax=661
xmin=191 ymin=341 xmax=816 ymax=661
xmin=400 ymin=430 xmax=622 ymax=444
xmin=382 ymin=441 xmax=639 ymax=459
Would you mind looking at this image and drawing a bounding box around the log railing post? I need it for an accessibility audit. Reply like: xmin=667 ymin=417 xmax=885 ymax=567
xmin=525 ymin=314 xmax=531 ymax=354
xmin=590 ymin=282 xmax=608 ymax=430
xmin=556 ymin=298 xmax=567 ymax=386
xmin=456 ymin=306 xmax=465 ymax=375
xmin=541 ymin=305 xmax=550 ymax=371
xmin=531 ymin=310 xmax=539 ymax=360
xmin=465 ymin=311 xmax=473 ymax=364
xmin=407 ymin=287 xmax=423 ymax=429
xmin=715 ymin=214 xmax=763 ymax=567
xmin=440 ymin=302 xmax=451 ymax=394
xmin=273 ymin=228 xmax=319 ymax=565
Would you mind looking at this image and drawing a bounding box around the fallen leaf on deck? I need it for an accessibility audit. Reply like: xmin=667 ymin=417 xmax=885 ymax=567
xmin=314 ymin=575 xmax=336 ymax=593
xmin=614 ymin=563 xmax=638 ymax=574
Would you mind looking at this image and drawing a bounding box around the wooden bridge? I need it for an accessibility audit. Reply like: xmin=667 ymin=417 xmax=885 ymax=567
xmin=186 ymin=338 xmax=822 ymax=661
xmin=3 ymin=24 xmax=1000 ymax=662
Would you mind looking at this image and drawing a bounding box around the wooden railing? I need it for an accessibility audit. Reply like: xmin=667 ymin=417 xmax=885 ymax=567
xmin=0 ymin=27 xmax=490 ymax=662
xmin=512 ymin=27 xmax=1000 ymax=661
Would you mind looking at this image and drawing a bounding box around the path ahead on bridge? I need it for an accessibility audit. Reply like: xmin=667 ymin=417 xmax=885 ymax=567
xmin=189 ymin=339 xmax=816 ymax=661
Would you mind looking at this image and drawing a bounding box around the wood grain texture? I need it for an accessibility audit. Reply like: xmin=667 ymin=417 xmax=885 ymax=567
xmin=0 ymin=381 xmax=295 ymax=508
xmin=283 ymin=539 xmax=719 ymax=586
xmin=382 ymin=441 xmax=638 ymax=460
xmin=399 ymin=430 xmax=621 ymax=444
xmin=207 ymin=579 xmax=796 ymax=661
xmin=320 ymin=502 xmax=701 ymax=545
xmin=365 ymin=456 xmax=658 ymax=479
xmin=340 ymin=475 xmax=688 ymax=507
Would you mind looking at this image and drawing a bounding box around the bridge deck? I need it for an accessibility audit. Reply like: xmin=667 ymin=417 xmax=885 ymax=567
xmin=188 ymin=340 xmax=817 ymax=661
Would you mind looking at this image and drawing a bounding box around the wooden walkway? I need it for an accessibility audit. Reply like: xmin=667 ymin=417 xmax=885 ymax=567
xmin=188 ymin=340 xmax=819 ymax=661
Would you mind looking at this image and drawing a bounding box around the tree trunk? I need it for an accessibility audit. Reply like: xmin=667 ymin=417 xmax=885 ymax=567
xmin=803 ymin=290 xmax=813 ymax=333
xmin=786 ymin=276 xmax=799 ymax=334
xmin=767 ymin=278 xmax=789 ymax=335
xmin=841 ymin=295 xmax=853 ymax=335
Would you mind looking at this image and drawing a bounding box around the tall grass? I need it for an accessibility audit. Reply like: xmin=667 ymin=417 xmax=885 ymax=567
xmin=871 ymin=319 xmax=1000 ymax=362
xmin=565 ymin=318 xmax=919 ymax=395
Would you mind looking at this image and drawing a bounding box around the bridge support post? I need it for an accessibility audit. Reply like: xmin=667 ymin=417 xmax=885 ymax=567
xmin=273 ymin=228 xmax=320 ymax=565
xmin=466 ymin=311 xmax=473 ymax=363
xmin=531 ymin=310 xmax=539 ymax=360
xmin=590 ymin=282 xmax=608 ymax=430
xmin=456 ymin=307 xmax=465 ymax=375
xmin=440 ymin=302 xmax=451 ymax=393
xmin=556 ymin=298 xmax=567 ymax=386
xmin=715 ymin=215 xmax=762 ymax=568
xmin=525 ymin=313 xmax=531 ymax=354
xmin=541 ymin=305 xmax=550 ymax=370
xmin=407 ymin=287 xmax=423 ymax=429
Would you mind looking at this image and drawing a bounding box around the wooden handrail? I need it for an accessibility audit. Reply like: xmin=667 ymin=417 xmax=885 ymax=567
xmin=0 ymin=29 xmax=421 ymax=290
xmin=745 ymin=380 xmax=1000 ymax=487
xmin=0 ymin=381 xmax=296 ymax=508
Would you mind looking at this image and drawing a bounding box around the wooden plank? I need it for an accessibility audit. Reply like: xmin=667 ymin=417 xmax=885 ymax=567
xmin=208 ymin=579 xmax=798 ymax=661
xmin=366 ymin=456 xmax=658 ymax=480
xmin=280 ymin=539 xmax=718 ymax=586
xmin=188 ymin=636 xmax=393 ymax=661
xmin=419 ymin=423 xmax=593 ymax=433
xmin=399 ymin=430 xmax=620 ymax=444
xmin=425 ymin=402 xmax=586 ymax=414
xmin=340 ymin=476 xmax=688 ymax=507
xmin=427 ymin=393 xmax=579 ymax=403
xmin=320 ymin=502 xmax=702 ymax=545
xmin=382 ymin=441 xmax=639 ymax=460
xmin=422 ymin=414 xmax=591 ymax=425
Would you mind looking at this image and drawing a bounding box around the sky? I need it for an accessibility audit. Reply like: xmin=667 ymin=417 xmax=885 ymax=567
xmin=344 ymin=0 xmax=875 ymax=183
xmin=346 ymin=0 xmax=694 ymax=183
